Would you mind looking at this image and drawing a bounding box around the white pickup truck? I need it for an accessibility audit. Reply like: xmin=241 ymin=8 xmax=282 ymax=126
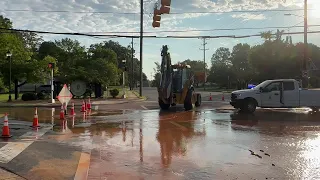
xmin=230 ymin=79 xmax=320 ymax=113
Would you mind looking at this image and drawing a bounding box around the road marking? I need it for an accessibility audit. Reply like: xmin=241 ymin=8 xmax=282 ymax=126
xmin=74 ymin=135 xmax=93 ymax=180
xmin=140 ymin=105 xmax=148 ymax=110
xmin=74 ymin=152 xmax=91 ymax=180
xmin=170 ymin=121 xmax=188 ymax=131
xmin=0 ymin=127 xmax=51 ymax=163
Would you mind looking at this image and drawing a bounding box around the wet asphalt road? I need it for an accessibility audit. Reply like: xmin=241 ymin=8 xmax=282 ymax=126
xmin=0 ymin=105 xmax=319 ymax=179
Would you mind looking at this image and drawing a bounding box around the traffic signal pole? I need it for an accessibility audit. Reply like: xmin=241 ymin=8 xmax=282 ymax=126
xmin=50 ymin=65 xmax=55 ymax=103
xmin=139 ymin=0 xmax=143 ymax=96
xmin=303 ymin=0 xmax=308 ymax=88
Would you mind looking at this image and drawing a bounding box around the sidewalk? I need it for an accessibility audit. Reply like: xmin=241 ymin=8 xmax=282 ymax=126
xmin=0 ymin=91 xmax=144 ymax=108
xmin=0 ymin=168 xmax=25 ymax=179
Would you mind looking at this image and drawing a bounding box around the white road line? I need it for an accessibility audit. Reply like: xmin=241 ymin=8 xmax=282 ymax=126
xmin=74 ymin=151 xmax=91 ymax=180
xmin=74 ymin=132 xmax=93 ymax=180
xmin=0 ymin=127 xmax=51 ymax=163
xmin=140 ymin=105 xmax=148 ymax=110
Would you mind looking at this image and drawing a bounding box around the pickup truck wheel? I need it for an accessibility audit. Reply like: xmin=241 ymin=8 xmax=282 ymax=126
xmin=240 ymin=99 xmax=257 ymax=113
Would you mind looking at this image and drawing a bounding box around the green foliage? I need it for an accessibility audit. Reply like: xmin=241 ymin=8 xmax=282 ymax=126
xmin=208 ymin=30 xmax=320 ymax=89
xmin=36 ymin=92 xmax=48 ymax=100
xmin=22 ymin=92 xmax=37 ymax=101
xmin=109 ymin=89 xmax=119 ymax=98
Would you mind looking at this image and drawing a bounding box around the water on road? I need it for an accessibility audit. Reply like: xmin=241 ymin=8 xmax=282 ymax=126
xmin=0 ymin=107 xmax=319 ymax=179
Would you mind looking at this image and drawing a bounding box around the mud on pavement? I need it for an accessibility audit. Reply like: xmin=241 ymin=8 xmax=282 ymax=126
xmin=0 ymin=106 xmax=319 ymax=179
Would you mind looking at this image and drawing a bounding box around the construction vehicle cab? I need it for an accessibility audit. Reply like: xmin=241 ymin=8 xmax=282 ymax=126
xmin=158 ymin=45 xmax=201 ymax=111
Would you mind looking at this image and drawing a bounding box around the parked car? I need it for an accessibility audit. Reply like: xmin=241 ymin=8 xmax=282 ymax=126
xmin=230 ymin=79 xmax=320 ymax=113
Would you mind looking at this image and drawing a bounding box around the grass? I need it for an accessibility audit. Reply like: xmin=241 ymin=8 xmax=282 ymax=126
xmin=0 ymin=93 xmax=22 ymax=102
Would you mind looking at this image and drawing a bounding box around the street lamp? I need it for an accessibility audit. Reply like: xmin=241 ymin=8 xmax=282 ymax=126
xmin=6 ymin=51 xmax=12 ymax=102
xmin=122 ymin=59 xmax=127 ymax=99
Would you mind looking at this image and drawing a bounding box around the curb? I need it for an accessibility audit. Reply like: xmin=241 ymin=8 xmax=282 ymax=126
xmin=0 ymin=101 xmax=130 ymax=108
xmin=131 ymin=91 xmax=147 ymax=101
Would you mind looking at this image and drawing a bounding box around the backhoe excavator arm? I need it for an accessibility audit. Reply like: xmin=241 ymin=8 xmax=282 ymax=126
xmin=158 ymin=45 xmax=172 ymax=104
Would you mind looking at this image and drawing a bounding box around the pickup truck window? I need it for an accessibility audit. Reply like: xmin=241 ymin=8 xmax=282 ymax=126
xmin=283 ymin=81 xmax=295 ymax=91
xmin=264 ymin=82 xmax=281 ymax=92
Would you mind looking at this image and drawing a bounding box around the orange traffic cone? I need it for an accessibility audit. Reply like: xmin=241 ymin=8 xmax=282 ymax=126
xmin=70 ymin=103 xmax=75 ymax=116
xmin=209 ymin=93 xmax=212 ymax=101
xmin=81 ymin=101 xmax=86 ymax=112
xmin=32 ymin=107 xmax=40 ymax=128
xmin=2 ymin=113 xmax=12 ymax=138
xmin=222 ymin=93 xmax=225 ymax=101
xmin=60 ymin=104 xmax=65 ymax=120
xmin=87 ymin=98 xmax=91 ymax=109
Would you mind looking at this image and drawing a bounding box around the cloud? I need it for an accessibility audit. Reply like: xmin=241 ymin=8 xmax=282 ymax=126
xmin=0 ymin=0 xmax=300 ymax=39
xmin=231 ymin=13 xmax=266 ymax=21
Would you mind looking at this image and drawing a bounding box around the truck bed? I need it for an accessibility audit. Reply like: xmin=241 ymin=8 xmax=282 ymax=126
xmin=299 ymin=89 xmax=320 ymax=107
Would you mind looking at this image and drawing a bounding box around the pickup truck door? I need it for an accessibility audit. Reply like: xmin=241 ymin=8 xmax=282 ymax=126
xmin=260 ymin=81 xmax=283 ymax=107
xmin=282 ymin=81 xmax=299 ymax=107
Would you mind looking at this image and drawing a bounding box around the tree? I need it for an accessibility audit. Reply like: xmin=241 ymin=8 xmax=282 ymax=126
xmin=209 ymin=47 xmax=232 ymax=87
xmin=0 ymin=16 xmax=37 ymax=98
xmin=182 ymin=59 xmax=208 ymax=87
xmin=151 ymin=62 xmax=161 ymax=87
xmin=260 ymin=31 xmax=274 ymax=42
xmin=230 ymin=43 xmax=252 ymax=88
xmin=211 ymin=47 xmax=231 ymax=65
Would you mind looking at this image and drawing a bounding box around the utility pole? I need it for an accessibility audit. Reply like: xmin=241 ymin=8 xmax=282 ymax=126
xmin=303 ymin=0 xmax=308 ymax=88
xmin=131 ymin=37 xmax=134 ymax=90
xmin=200 ymin=37 xmax=209 ymax=90
xmin=139 ymin=0 xmax=143 ymax=96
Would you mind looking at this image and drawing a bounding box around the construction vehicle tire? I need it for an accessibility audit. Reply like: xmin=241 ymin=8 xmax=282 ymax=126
xmin=184 ymin=89 xmax=194 ymax=111
xmin=195 ymin=94 xmax=201 ymax=107
xmin=159 ymin=99 xmax=170 ymax=110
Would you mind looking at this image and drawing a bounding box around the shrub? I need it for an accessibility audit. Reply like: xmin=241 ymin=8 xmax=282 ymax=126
xmin=109 ymin=89 xmax=119 ymax=98
xmin=22 ymin=93 xmax=37 ymax=101
xmin=36 ymin=92 xmax=45 ymax=100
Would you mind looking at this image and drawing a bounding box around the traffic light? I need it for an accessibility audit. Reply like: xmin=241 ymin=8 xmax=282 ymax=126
xmin=48 ymin=62 xmax=55 ymax=69
xmin=122 ymin=60 xmax=127 ymax=71
xmin=160 ymin=0 xmax=171 ymax=14
xmin=152 ymin=9 xmax=161 ymax=28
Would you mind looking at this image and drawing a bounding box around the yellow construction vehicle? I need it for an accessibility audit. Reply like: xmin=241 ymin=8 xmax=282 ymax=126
xmin=157 ymin=45 xmax=202 ymax=111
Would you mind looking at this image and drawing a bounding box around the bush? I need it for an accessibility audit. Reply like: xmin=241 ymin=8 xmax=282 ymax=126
xmin=36 ymin=92 xmax=45 ymax=100
xmin=22 ymin=93 xmax=37 ymax=101
xmin=109 ymin=89 xmax=119 ymax=98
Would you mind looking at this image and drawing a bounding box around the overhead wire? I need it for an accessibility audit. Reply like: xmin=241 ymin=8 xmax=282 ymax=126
xmin=0 ymin=8 xmax=311 ymax=15
xmin=1 ymin=27 xmax=319 ymax=39
xmin=64 ymin=24 xmax=320 ymax=34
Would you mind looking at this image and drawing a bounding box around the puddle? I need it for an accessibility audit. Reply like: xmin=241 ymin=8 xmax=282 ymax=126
xmin=92 ymin=110 xmax=129 ymax=117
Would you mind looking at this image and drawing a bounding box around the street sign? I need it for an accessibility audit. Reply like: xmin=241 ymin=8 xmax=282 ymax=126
xmin=70 ymin=80 xmax=86 ymax=96
xmin=57 ymin=84 xmax=72 ymax=105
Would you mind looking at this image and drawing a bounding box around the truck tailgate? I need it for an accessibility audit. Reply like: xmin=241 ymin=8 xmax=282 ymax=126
xmin=299 ymin=89 xmax=320 ymax=107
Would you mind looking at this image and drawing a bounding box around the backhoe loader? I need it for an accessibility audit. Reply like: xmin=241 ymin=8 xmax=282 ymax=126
xmin=157 ymin=45 xmax=201 ymax=111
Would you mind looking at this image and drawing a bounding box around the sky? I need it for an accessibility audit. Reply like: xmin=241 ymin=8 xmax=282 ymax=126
xmin=1 ymin=0 xmax=320 ymax=80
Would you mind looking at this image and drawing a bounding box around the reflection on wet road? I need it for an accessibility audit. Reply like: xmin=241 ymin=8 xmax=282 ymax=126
xmin=0 ymin=107 xmax=320 ymax=179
